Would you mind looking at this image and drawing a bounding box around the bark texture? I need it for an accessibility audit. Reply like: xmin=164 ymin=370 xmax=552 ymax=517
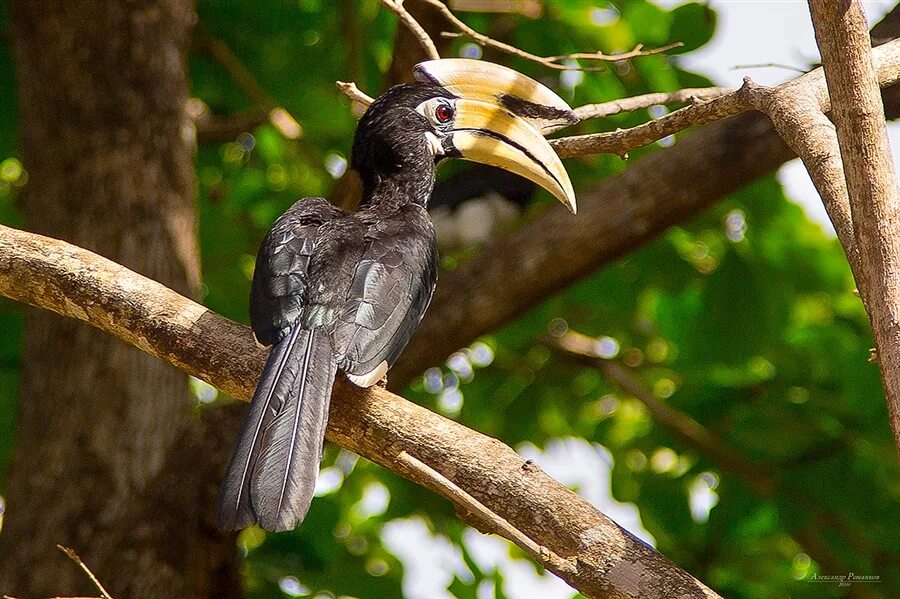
xmin=0 ymin=222 xmax=721 ymax=599
xmin=0 ymin=1 xmax=237 ymax=596
xmin=808 ymin=0 xmax=900 ymax=446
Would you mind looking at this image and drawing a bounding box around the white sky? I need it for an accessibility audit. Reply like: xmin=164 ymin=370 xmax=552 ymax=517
xmin=665 ymin=0 xmax=898 ymax=235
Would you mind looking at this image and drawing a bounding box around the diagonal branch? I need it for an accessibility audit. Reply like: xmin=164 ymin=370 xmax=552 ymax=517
xmin=546 ymin=329 xmax=890 ymax=578
xmin=379 ymin=0 xmax=441 ymax=60
xmin=0 ymin=223 xmax=720 ymax=599
xmin=546 ymin=330 xmax=773 ymax=494
xmin=194 ymin=26 xmax=303 ymax=140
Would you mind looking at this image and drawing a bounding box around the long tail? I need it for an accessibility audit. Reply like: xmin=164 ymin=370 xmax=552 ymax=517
xmin=218 ymin=327 xmax=337 ymax=531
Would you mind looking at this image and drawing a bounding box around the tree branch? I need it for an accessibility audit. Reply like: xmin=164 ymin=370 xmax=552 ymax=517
xmin=808 ymin=0 xmax=900 ymax=448
xmin=572 ymin=87 xmax=732 ymax=120
xmin=0 ymin=223 xmax=720 ymax=599
xmin=388 ymin=37 xmax=900 ymax=389
xmin=546 ymin=329 xmax=890 ymax=579
xmin=423 ymin=0 xmax=681 ymax=70
xmin=545 ymin=330 xmax=774 ymax=495
xmin=194 ymin=26 xmax=303 ymax=139
xmin=380 ymin=0 xmax=441 ymax=60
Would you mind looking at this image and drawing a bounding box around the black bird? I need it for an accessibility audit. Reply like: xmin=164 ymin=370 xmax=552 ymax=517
xmin=218 ymin=59 xmax=578 ymax=532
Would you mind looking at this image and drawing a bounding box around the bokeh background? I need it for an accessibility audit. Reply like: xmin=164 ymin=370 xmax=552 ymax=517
xmin=1 ymin=1 xmax=899 ymax=598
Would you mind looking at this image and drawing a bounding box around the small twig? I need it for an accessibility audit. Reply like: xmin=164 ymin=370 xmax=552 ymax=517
xmin=194 ymin=26 xmax=303 ymax=139
xmin=553 ymin=78 xmax=759 ymax=158
xmin=573 ymin=87 xmax=733 ymax=120
xmin=56 ymin=545 xmax=113 ymax=599
xmin=336 ymin=81 xmax=374 ymax=107
xmin=543 ymin=42 xmax=684 ymax=64
xmin=423 ymin=0 xmax=681 ymax=71
xmin=396 ymin=450 xmax=577 ymax=575
xmin=731 ymin=62 xmax=810 ymax=74
xmin=379 ymin=0 xmax=441 ymax=60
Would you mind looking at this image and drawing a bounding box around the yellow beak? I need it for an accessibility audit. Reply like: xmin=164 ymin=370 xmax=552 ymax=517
xmin=415 ymin=58 xmax=578 ymax=133
xmin=448 ymin=98 xmax=576 ymax=214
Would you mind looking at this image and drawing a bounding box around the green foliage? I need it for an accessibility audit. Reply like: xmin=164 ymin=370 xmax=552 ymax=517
xmin=0 ymin=1 xmax=898 ymax=598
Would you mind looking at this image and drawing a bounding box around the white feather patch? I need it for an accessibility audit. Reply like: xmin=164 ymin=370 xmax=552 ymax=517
xmin=425 ymin=131 xmax=444 ymax=157
xmin=346 ymin=361 xmax=389 ymax=388
xmin=253 ymin=331 xmax=271 ymax=350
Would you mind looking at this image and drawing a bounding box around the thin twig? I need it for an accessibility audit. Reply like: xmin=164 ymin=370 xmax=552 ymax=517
xmin=56 ymin=545 xmax=113 ymax=599
xmin=336 ymin=81 xmax=375 ymax=107
xmin=543 ymin=42 xmax=684 ymax=63
xmin=553 ymin=78 xmax=759 ymax=158
xmin=573 ymin=87 xmax=732 ymax=120
xmin=396 ymin=450 xmax=577 ymax=575
xmin=194 ymin=26 xmax=303 ymax=139
xmin=380 ymin=0 xmax=441 ymax=60
xmin=731 ymin=62 xmax=810 ymax=74
xmin=423 ymin=0 xmax=681 ymax=71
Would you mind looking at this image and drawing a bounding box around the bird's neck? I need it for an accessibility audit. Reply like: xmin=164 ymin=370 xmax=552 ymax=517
xmin=356 ymin=161 xmax=436 ymax=213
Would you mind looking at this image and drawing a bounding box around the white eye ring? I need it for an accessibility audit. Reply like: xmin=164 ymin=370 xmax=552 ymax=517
xmin=416 ymin=98 xmax=456 ymax=128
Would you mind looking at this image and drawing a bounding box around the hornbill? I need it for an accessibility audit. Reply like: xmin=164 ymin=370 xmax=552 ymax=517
xmin=218 ymin=59 xmax=578 ymax=532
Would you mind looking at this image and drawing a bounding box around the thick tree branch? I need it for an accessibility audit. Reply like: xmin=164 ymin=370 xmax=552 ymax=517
xmin=808 ymin=0 xmax=900 ymax=448
xmin=0 ymin=223 xmax=720 ymax=599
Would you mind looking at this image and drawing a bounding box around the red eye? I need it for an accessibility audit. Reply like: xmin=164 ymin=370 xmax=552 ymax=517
xmin=435 ymin=104 xmax=454 ymax=123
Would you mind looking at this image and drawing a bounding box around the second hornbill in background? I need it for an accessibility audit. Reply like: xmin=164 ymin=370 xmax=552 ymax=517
xmin=218 ymin=59 xmax=578 ymax=531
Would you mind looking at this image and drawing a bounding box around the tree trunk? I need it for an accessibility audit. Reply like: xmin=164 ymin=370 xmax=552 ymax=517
xmin=0 ymin=1 xmax=237 ymax=596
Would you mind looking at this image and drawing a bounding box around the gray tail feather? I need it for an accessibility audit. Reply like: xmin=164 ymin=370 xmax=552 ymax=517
xmin=217 ymin=327 xmax=337 ymax=531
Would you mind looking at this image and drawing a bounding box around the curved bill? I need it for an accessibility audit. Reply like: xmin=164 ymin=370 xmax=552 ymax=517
xmin=448 ymin=98 xmax=576 ymax=214
xmin=415 ymin=58 xmax=578 ymax=133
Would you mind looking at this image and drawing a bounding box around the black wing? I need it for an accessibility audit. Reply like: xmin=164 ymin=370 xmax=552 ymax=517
xmin=250 ymin=197 xmax=347 ymax=347
xmin=332 ymin=203 xmax=438 ymax=384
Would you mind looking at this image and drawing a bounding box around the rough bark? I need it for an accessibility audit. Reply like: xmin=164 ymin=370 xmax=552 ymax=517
xmin=0 ymin=1 xmax=237 ymax=597
xmin=0 ymin=222 xmax=721 ymax=599
xmin=808 ymin=0 xmax=900 ymax=446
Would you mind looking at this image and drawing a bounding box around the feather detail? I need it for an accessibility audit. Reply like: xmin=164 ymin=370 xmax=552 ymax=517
xmin=217 ymin=326 xmax=304 ymax=530
xmin=250 ymin=328 xmax=337 ymax=531
xmin=346 ymin=360 xmax=388 ymax=388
